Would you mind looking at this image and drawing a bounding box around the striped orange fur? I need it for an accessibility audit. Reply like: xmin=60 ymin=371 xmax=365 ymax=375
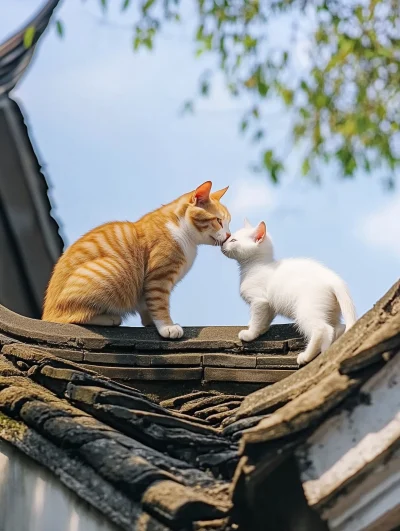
xmin=42 ymin=181 xmax=231 ymax=339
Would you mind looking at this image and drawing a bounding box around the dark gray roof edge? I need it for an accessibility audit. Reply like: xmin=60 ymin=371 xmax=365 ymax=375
xmin=0 ymin=0 xmax=62 ymax=94
xmin=1 ymin=96 xmax=64 ymax=262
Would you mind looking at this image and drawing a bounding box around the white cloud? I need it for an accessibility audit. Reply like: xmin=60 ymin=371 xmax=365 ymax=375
xmin=359 ymin=193 xmax=400 ymax=261
xmin=229 ymin=176 xmax=277 ymax=221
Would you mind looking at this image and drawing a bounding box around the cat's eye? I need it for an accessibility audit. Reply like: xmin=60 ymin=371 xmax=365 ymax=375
xmin=217 ymin=218 xmax=223 ymax=228
xmin=230 ymin=238 xmax=237 ymax=242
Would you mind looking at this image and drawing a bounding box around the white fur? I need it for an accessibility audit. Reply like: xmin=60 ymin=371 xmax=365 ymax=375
xmin=154 ymin=321 xmax=184 ymax=339
xmin=166 ymin=218 xmax=198 ymax=282
xmin=222 ymin=222 xmax=357 ymax=366
xmin=218 ymin=218 xmax=231 ymax=245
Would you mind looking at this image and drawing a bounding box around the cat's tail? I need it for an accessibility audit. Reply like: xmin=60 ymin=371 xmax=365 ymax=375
xmin=333 ymin=280 xmax=357 ymax=331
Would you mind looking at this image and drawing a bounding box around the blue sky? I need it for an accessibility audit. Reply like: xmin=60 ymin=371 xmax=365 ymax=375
xmin=2 ymin=0 xmax=399 ymax=326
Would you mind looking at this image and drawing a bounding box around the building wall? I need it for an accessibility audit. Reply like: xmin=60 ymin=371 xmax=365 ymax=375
xmin=0 ymin=440 xmax=118 ymax=531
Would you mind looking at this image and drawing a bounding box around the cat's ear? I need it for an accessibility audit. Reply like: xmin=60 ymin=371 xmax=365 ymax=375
xmin=244 ymin=218 xmax=252 ymax=229
xmin=253 ymin=221 xmax=266 ymax=243
xmin=211 ymin=186 xmax=229 ymax=201
xmin=191 ymin=181 xmax=212 ymax=205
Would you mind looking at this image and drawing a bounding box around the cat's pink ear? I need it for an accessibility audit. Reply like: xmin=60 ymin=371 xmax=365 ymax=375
xmin=211 ymin=186 xmax=229 ymax=201
xmin=253 ymin=221 xmax=266 ymax=243
xmin=191 ymin=181 xmax=212 ymax=204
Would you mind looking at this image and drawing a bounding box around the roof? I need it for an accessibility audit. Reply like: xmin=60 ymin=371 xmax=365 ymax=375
xmin=0 ymin=279 xmax=399 ymax=530
xmin=0 ymin=0 xmax=64 ymax=318
xmin=0 ymin=0 xmax=61 ymax=95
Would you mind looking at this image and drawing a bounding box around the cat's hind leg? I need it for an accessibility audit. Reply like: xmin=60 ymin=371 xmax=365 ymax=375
xmin=137 ymin=299 xmax=155 ymax=327
xmin=334 ymin=323 xmax=346 ymax=340
xmin=297 ymin=322 xmax=335 ymax=366
xmin=81 ymin=314 xmax=122 ymax=326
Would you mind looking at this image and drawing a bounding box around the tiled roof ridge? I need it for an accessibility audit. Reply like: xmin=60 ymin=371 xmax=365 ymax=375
xmin=0 ymin=305 xmax=304 ymax=386
xmin=0 ymin=304 xmax=302 ymax=351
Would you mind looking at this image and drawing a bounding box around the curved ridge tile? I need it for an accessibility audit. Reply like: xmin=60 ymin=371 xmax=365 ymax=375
xmin=0 ymin=304 xmax=303 ymax=354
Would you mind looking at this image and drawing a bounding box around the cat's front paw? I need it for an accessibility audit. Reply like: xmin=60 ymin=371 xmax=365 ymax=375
xmin=239 ymin=329 xmax=257 ymax=342
xmin=297 ymin=352 xmax=308 ymax=366
xmin=158 ymin=324 xmax=184 ymax=339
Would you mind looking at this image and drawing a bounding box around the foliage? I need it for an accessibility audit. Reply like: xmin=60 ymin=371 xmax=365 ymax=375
xmin=60 ymin=0 xmax=400 ymax=184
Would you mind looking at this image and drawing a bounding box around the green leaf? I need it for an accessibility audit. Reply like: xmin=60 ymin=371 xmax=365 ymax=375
xmin=200 ymin=79 xmax=210 ymax=96
xmin=182 ymin=100 xmax=194 ymax=115
xmin=270 ymin=167 xmax=279 ymax=183
xmin=299 ymin=107 xmax=310 ymax=119
xmin=240 ymin=119 xmax=248 ymax=132
xmin=294 ymin=123 xmax=307 ymax=139
xmin=145 ymin=39 xmax=153 ymax=50
xmin=121 ymin=0 xmax=130 ymax=10
xmin=100 ymin=0 xmax=107 ymax=11
xmin=228 ymin=83 xmax=239 ymax=96
xmin=302 ymin=158 xmax=310 ymax=176
xmin=23 ymin=26 xmax=35 ymax=49
xmin=281 ymin=88 xmax=294 ymax=105
xmin=244 ymin=75 xmax=257 ymax=89
xmin=196 ymin=25 xmax=204 ymax=41
xmin=204 ymin=34 xmax=213 ymax=50
xmin=253 ymin=129 xmax=264 ymax=142
xmin=263 ymin=150 xmax=273 ymax=168
xmin=300 ymin=81 xmax=309 ymax=92
xmin=133 ymin=35 xmax=141 ymax=50
xmin=55 ymin=20 xmax=64 ymax=38
xmin=143 ymin=0 xmax=156 ymax=12
xmin=258 ymin=81 xmax=269 ymax=97
xmin=243 ymin=34 xmax=257 ymax=50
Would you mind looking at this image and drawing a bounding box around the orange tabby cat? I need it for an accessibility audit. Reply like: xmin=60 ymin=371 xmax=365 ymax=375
xmin=42 ymin=181 xmax=230 ymax=338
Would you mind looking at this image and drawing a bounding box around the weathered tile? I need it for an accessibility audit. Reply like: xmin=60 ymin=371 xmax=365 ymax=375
xmin=37 ymin=346 xmax=84 ymax=362
xmin=81 ymin=365 xmax=203 ymax=381
xmin=142 ymin=480 xmax=228 ymax=525
xmin=203 ymin=353 xmax=256 ymax=368
xmin=84 ymin=352 xmax=201 ymax=366
xmin=256 ymin=355 xmax=298 ymax=368
xmin=204 ymin=368 xmax=295 ymax=384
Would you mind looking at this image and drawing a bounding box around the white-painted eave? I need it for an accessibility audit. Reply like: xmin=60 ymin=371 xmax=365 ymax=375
xmin=295 ymin=351 xmax=400 ymax=531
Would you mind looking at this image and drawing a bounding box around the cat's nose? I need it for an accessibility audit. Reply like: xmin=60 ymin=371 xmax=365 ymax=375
xmin=223 ymin=233 xmax=231 ymax=243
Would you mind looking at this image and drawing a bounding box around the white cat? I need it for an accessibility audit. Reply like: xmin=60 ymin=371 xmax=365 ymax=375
xmin=222 ymin=219 xmax=356 ymax=366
